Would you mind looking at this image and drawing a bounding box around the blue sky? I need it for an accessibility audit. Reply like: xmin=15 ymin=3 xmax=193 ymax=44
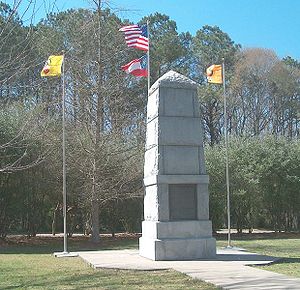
xmin=9 ymin=0 xmax=300 ymax=60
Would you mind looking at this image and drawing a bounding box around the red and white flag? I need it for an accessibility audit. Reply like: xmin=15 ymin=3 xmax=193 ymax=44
xmin=121 ymin=55 xmax=148 ymax=77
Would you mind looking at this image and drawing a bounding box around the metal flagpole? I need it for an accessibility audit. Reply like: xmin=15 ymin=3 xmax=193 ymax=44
xmin=222 ymin=58 xmax=231 ymax=248
xmin=62 ymin=51 xmax=67 ymax=254
xmin=147 ymin=20 xmax=150 ymax=95
xmin=54 ymin=52 xmax=77 ymax=258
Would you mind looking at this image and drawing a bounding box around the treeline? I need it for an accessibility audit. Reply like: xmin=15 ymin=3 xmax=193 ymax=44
xmin=0 ymin=1 xmax=300 ymax=239
xmin=207 ymin=137 xmax=300 ymax=233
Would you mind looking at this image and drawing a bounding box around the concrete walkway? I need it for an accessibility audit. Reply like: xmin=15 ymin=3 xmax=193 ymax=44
xmin=77 ymin=248 xmax=300 ymax=289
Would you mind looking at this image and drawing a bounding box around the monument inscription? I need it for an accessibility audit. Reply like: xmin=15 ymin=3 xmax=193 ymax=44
xmin=169 ymin=184 xmax=197 ymax=221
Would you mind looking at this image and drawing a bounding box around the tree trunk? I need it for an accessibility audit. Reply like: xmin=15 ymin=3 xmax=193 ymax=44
xmin=51 ymin=202 xmax=60 ymax=236
xmin=91 ymin=198 xmax=100 ymax=243
xmin=89 ymin=0 xmax=102 ymax=244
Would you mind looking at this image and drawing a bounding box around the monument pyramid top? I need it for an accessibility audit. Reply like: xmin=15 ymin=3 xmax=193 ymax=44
xmin=149 ymin=70 xmax=199 ymax=94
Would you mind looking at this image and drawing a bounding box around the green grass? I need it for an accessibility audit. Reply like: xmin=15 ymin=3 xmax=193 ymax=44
xmin=0 ymin=255 xmax=217 ymax=289
xmin=217 ymin=235 xmax=300 ymax=278
xmin=0 ymin=235 xmax=218 ymax=290
xmin=1 ymin=233 xmax=299 ymax=289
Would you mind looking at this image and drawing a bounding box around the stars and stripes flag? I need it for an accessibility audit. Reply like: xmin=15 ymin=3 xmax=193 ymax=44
xmin=121 ymin=55 xmax=148 ymax=77
xmin=119 ymin=24 xmax=149 ymax=51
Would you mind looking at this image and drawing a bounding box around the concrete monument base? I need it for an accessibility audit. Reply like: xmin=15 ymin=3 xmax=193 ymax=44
xmin=139 ymin=237 xmax=216 ymax=261
xmin=139 ymin=220 xmax=216 ymax=260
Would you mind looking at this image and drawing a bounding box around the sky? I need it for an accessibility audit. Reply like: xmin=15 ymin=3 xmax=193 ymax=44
xmin=8 ymin=0 xmax=300 ymax=60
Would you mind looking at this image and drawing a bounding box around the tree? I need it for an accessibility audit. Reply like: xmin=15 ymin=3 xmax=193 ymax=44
xmin=192 ymin=25 xmax=240 ymax=145
xmin=0 ymin=103 xmax=55 ymax=237
xmin=35 ymin=3 xmax=145 ymax=242
xmin=141 ymin=13 xmax=189 ymax=82
xmin=230 ymin=48 xmax=300 ymax=137
xmin=206 ymin=136 xmax=300 ymax=232
xmin=269 ymin=58 xmax=300 ymax=137
xmin=0 ymin=1 xmax=51 ymax=173
xmin=282 ymin=56 xmax=300 ymax=69
xmin=205 ymin=144 xmax=226 ymax=231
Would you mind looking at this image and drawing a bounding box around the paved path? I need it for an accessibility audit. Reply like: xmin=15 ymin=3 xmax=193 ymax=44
xmin=77 ymin=248 xmax=300 ymax=289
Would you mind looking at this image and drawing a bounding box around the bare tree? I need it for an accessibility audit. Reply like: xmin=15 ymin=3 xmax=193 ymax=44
xmin=230 ymin=48 xmax=279 ymax=136
xmin=35 ymin=1 xmax=145 ymax=242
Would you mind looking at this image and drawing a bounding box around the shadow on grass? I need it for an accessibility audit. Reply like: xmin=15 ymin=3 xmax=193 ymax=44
xmin=0 ymin=238 xmax=138 ymax=254
xmin=272 ymin=257 xmax=300 ymax=264
xmin=3 ymin=271 xmax=198 ymax=290
xmin=214 ymin=232 xmax=300 ymax=241
xmin=2 ymin=232 xmax=299 ymax=255
xmin=3 ymin=273 xmax=108 ymax=289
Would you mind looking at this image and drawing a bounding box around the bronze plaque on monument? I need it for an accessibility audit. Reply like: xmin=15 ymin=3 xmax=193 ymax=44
xmin=169 ymin=184 xmax=197 ymax=220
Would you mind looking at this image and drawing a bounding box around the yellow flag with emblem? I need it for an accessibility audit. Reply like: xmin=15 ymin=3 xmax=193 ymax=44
xmin=41 ymin=55 xmax=64 ymax=77
xmin=206 ymin=64 xmax=222 ymax=84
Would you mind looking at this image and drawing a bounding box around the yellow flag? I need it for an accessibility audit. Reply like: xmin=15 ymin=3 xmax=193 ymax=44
xmin=206 ymin=64 xmax=223 ymax=84
xmin=41 ymin=55 xmax=64 ymax=77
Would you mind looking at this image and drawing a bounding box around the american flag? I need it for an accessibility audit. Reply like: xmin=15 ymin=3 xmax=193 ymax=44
xmin=119 ymin=24 xmax=149 ymax=51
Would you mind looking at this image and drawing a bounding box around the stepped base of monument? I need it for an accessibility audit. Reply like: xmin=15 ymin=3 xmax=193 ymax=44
xmin=139 ymin=236 xmax=216 ymax=261
xmin=140 ymin=220 xmax=213 ymax=239
xmin=139 ymin=220 xmax=216 ymax=260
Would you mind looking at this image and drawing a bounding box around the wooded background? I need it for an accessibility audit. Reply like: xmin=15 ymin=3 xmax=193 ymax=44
xmin=1 ymin=1 xmax=300 ymax=241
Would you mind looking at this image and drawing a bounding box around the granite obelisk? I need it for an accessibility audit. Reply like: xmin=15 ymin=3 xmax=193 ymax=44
xmin=139 ymin=70 xmax=216 ymax=260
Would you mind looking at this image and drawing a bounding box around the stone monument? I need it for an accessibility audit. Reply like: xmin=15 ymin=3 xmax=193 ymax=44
xmin=139 ymin=70 xmax=216 ymax=260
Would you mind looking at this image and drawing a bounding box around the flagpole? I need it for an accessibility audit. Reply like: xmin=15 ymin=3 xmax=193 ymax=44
xmin=54 ymin=52 xmax=77 ymax=258
xmin=147 ymin=20 xmax=150 ymax=95
xmin=62 ymin=51 xmax=68 ymax=254
xmin=222 ymin=58 xmax=231 ymax=248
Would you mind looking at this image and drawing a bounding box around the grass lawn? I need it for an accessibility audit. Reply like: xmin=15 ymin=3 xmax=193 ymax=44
xmin=1 ymin=232 xmax=299 ymax=289
xmin=0 ymin=234 xmax=218 ymax=290
xmin=217 ymin=232 xmax=300 ymax=278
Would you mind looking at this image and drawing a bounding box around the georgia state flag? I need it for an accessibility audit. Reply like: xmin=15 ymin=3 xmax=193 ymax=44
xmin=121 ymin=55 xmax=148 ymax=77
